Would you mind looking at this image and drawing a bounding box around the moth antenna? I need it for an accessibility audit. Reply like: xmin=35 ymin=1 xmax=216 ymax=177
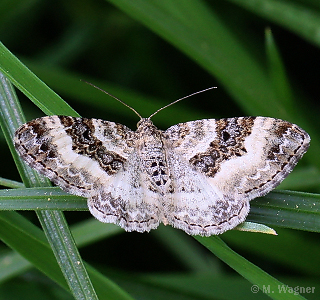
xmin=82 ymin=80 xmax=142 ymax=119
xmin=148 ymin=86 xmax=217 ymax=119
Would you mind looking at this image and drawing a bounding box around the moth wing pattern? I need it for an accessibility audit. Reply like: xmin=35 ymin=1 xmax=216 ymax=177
xmin=14 ymin=114 xmax=310 ymax=236
xmin=14 ymin=116 xmax=162 ymax=232
xmin=163 ymin=117 xmax=310 ymax=235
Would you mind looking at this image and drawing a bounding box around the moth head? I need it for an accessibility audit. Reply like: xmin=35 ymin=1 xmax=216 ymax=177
xmin=136 ymin=118 xmax=154 ymax=129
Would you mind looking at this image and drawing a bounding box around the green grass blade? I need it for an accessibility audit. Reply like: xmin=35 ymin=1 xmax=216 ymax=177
xmin=107 ymin=0 xmax=280 ymax=117
xmin=105 ymin=0 xmax=319 ymax=171
xmin=265 ymin=28 xmax=297 ymax=118
xmin=0 ymin=72 xmax=50 ymax=185
xmin=249 ymin=190 xmax=320 ymax=232
xmin=0 ymin=0 xmax=39 ymax=28
xmin=0 ymin=211 xmax=134 ymax=300
xmin=38 ymin=210 xmax=99 ymax=300
xmin=0 ymin=251 xmax=31 ymax=282
xmin=116 ymin=271 xmax=320 ymax=300
xmin=1 ymin=187 xmax=319 ymax=233
xmin=263 ymin=26 xmax=320 ymax=173
xmin=0 ymin=41 xmax=78 ymax=116
xmin=71 ymin=219 xmax=123 ymax=247
xmin=276 ymin=166 xmax=320 ymax=191
xmin=0 ymin=70 xmax=135 ymax=300
xmin=1 ymin=4 xmax=318 ymax=298
xmin=105 ymin=0 xmax=314 ymax=126
xmin=0 ymin=73 xmax=99 ymax=300
xmin=0 ymin=187 xmax=87 ymax=210
xmin=195 ymin=236 xmax=307 ymax=300
xmin=23 ymin=60 xmax=207 ymax=125
xmin=153 ymin=225 xmax=218 ymax=273
xmin=227 ymin=0 xmax=320 ymax=47
xmin=223 ymin=228 xmax=320 ymax=277
xmin=0 ymin=219 xmax=122 ymax=283
xmin=0 ymin=211 xmax=69 ymax=288
xmin=0 ymin=177 xmax=24 ymax=188
xmin=0 ymin=40 xmax=207 ymax=127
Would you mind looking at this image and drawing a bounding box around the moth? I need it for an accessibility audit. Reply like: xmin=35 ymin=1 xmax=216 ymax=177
xmin=14 ymin=89 xmax=310 ymax=236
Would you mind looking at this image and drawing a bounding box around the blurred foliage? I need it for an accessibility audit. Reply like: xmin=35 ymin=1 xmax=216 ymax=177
xmin=0 ymin=0 xmax=320 ymax=299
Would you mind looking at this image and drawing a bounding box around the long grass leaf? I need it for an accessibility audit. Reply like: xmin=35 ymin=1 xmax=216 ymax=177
xmin=195 ymin=236 xmax=307 ymax=300
xmin=0 ymin=73 xmax=98 ymax=299
xmin=0 ymin=41 xmax=78 ymax=116
xmin=105 ymin=0 xmax=319 ymax=170
xmin=227 ymin=0 xmax=320 ymax=47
